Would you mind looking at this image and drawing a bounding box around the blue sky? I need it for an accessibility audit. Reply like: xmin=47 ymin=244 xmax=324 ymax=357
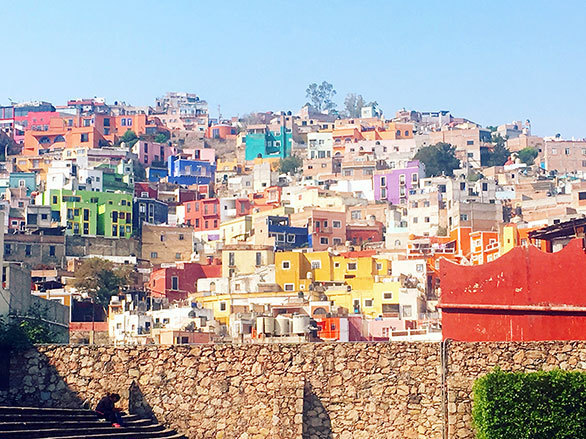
xmin=2 ymin=0 xmax=585 ymax=137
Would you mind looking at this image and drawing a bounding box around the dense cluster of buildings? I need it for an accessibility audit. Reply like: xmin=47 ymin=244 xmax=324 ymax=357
xmin=1 ymin=94 xmax=586 ymax=344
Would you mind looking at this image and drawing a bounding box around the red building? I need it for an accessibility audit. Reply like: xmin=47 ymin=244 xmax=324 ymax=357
xmin=184 ymin=198 xmax=220 ymax=231
xmin=438 ymin=238 xmax=586 ymax=341
xmin=346 ymin=221 xmax=384 ymax=246
xmin=148 ymin=262 xmax=222 ymax=302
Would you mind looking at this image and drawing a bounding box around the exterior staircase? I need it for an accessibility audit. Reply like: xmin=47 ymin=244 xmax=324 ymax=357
xmin=0 ymin=406 xmax=186 ymax=439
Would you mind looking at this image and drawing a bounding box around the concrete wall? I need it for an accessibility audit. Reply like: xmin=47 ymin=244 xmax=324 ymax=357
xmin=66 ymin=235 xmax=140 ymax=258
xmin=1 ymin=341 xmax=585 ymax=438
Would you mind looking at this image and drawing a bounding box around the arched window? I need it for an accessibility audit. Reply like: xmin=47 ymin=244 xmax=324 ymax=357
xmin=209 ymin=281 xmax=216 ymax=292
xmin=53 ymin=135 xmax=65 ymax=143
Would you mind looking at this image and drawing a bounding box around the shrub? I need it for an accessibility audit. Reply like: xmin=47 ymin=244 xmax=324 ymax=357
xmin=472 ymin=367 xmax=586 ymax=439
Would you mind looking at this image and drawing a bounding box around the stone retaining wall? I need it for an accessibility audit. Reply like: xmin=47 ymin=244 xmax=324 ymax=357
xmin=1 ymin=341 xmax=585 ymax=438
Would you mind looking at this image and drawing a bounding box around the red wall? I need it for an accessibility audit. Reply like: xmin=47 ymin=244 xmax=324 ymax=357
xmin=438 ymin=238 xmax=586 ymax=341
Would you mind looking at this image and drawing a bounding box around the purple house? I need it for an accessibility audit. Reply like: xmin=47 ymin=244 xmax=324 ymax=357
xmin=373 ymin=160 xmax=425 ymax=204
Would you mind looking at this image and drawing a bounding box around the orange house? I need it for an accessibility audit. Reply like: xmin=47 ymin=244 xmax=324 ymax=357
xmin=23 ymin=116 xmax=106 ymax=155
xmin=332 ymin=128 xmax=364 ymax=156
xmin=469 ymin=230 xmax=500 ymax=265
xmin=9 ymin=155 xmax=53 ymax=181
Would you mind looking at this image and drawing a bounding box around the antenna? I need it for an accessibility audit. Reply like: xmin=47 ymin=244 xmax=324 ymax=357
xmin=217 ymin=104 xmax=222 ymax=122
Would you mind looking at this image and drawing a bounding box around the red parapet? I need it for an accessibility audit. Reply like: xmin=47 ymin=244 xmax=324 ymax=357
xmin=438 ymin=238 xmax=586 ymax=341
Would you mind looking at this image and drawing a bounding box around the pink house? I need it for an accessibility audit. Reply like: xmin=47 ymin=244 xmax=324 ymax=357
xmin=182 ymin=147 xmax=215 ymax=164
xmin=290 ymin=208 xmax=347 ymax=250
xmin=133 ymin=141 xmax=175 ymax=166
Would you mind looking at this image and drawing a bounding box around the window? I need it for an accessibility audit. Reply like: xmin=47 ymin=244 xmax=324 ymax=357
xmin=49 ymin=246 xmax=55 ymax=256
xmin=460 ymin=182 xmax=466 ymax=190
xmin=311 ymin=260 xmax=321 ymax=269
xmin=175 ymin=253 xmax=181 ymax=260
xmin=347 ymin=262 xmax=357 ymax=270
xmin=25 ymin=245 xmax=32 ymax=256
xmin=413 ymin=217 xmax=418 ymax=224
xmin=460 ymin=214 xmax=469 ymax=221
xmin=412 ymin=173 xmax=418 ymax=183
xmin=228 ymin=252 xmax=235 ymax=266
xmin=364 ymin=299 xmax=373 ymax=307
xmin=171 ymin=276 xmax=179 ymax=290
xmin=287 ymin=234 xmax=296 ymax=243
xmin=403 ymin=305 xmax=413 ymax=318
xmin=351 ymin=210 xmax=361 ymax=220
xmin=150 ymin=252 xmax=158 ymax=258
xmin=416 ymin=264 xmax=424 ymax=272
xmin=399 ymin=174 xmax=405 ymax=185
xmin=284 ymin=283 xmax=295 ymax=291
xmin=281 ymin=261 xmax=291 ymax=269
xmin=466 ymin=140 xmax=474 ymax=145
xmin=4 ymin=244 xmax=10 ymax=255
xmin=80 ymin=133 xmax=89 ymax=142
xmin=482 ymin=182 xmax=488 ymax=191
xmin=376 ymin=263 xmax=383 ymax=271
xmin=220 ymin=302 xmax=227 ymax=311
xmin=383 ymin=292 xmax=393 ymax=300
xmin=320 ymin=237 xmax=329 ymax=245
xmin=333 ymin=238 xmax=342 ymax=245
xmin=565 ymin=148 xmax=571 ymax=155
xmin=424 ymin=217 xmax=430 ymax=223
xmin=551 ymin=148 xmax=557 ymax=154
xmin=256 ymin=252 xmax=262 ymax=266
xmin=333 ymin=220 xmax=341 ymax=228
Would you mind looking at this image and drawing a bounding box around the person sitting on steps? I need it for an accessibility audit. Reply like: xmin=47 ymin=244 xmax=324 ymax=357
xmin=95 ymin=393 xmax=125 ymax=427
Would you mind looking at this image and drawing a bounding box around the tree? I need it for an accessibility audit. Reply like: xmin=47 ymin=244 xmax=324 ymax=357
xmin=279 ymin=155 xmax=303 ymax=175
xmin=344 ymin=93 xmax=365 ymax=118
xmin=518 ymin=147 xmax=539 ymax=166
xmin=154 ymin=132 xmax=169 ymax=143
xmin=0 ymin=314 xmax=61 ymax=349
xmin=481 ymin=134 xmax=510 ymax=167
xmin=72 ymin=258 xmax=130 ymax=308
xmin=414 ymin=142 xmax=460 ymax=177
xmin=305 ymin=81 xmax=337 ymax=112
xmin=119 ymin=130 xmax=138 ymax=148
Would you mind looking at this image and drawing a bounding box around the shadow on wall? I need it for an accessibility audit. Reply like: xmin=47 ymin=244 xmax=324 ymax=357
xmin=0 ymin=347 xmax=83 ymax=409
xmin=302 ymin=383 xmax=333 ymax=439
xmin=129 ymin=380 xmax=158 ymax=422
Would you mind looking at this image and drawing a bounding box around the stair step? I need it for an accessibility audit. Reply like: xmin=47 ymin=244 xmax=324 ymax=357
xmin=0 ymin=414 xmax=98 ymax=422
xmin=0 ymin=419 xmax=153 ymax=431
xmin=0 ymin=423 xmax=167 ymax=437
xmin=0 ymin=406 xmax=186 ymax=439
xmin=0 ymin=407 xmax=94 ymax=415
xmin=28 ymin=430 xmax=185 ymax=439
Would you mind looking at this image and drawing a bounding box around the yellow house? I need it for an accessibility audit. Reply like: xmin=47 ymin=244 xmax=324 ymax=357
xmin=221 ymin=244 xmax=275 ymax=278
xmin=220 ymin=215 xmax=253 ymax=245
xmin=275 ymin=250 xmax=397 ymax=318
xmin=199 ymin=291 xmax=298 ymax=324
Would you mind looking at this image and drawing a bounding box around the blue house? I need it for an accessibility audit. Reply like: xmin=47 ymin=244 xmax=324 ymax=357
xmin=133 ymin=197 xmax=169 ymax=234
xmin=266 ymin=216 xmax=309 ymax=251
xmin=9 ymin=172 xmax=37 ymax=196
xmin=244 ymin=126 xmax=293 ymax=161
xmin=146 ymin=167 xmax=169 ymax=183
xmin=167 ymin=156 xmax=216 ymax=185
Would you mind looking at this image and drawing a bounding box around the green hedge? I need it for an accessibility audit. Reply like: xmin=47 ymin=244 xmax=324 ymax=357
xmin=472 ymin=368 xmax=586 ymax=439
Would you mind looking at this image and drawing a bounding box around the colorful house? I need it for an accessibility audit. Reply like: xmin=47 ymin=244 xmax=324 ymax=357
xmin=245 ymin=126 xmax=292 ymax=161
xmin=148 ymin=262 xmax=222 ymax=302
xmin=167 ymin=156 xmax=216 ymax=186
xmin=38 ymin=189 xmax=133 ymax=238
xmin=373 ymin=160 xmax=425 ymax=205
xmin=184 ymin=198 xmax=220 ymax=231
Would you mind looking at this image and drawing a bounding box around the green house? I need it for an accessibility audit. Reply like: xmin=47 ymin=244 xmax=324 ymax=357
xmin=38 ymin=189 xmax=133 ymax=238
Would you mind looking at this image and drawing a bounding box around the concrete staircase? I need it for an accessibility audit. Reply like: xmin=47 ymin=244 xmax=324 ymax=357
xmin=0 ymin=407 xmax=186 ymax=439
